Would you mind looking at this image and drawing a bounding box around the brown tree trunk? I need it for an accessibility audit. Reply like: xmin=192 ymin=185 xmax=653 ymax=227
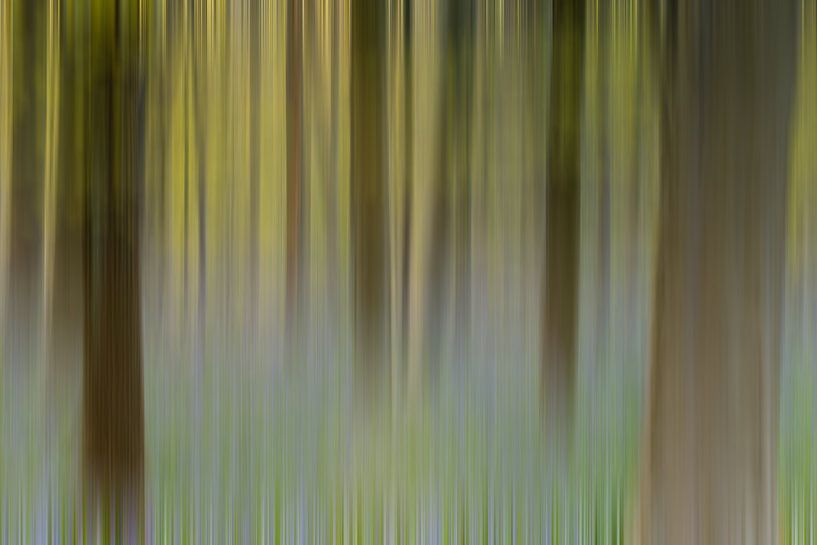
xmin=5 ymin=0 xmax=45 ymax=368
xmin=352 ymin=0 xmax=388 ymax=383
xmin=542 ymin=0 xmax=584 ymax=434
xmin=643 ymin=1 xmax=797 ymax=543
xmin=81 ymin=1 xmax=146 ymax=527
xmin=446 ymin=0 xmax=475 ymax=366
xmin=286 ymin=0 xmax=304 ymax=333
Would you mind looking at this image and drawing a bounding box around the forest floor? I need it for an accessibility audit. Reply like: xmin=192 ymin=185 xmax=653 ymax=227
xmin=0 ymin=327 xmax=812 ymax=544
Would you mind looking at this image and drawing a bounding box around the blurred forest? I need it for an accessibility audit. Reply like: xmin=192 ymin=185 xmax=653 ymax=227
xmin=0 ymin=0 xmax=815 ymax=543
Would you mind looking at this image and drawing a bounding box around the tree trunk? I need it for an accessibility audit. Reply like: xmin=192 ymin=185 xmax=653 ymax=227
xmin=386 ymin=0 xmax=411 ymax=408
xmin=81 ymin=0 xmax=146 ymax=524
xmin=249 ymin=0 xmax=261 ymax=334
xmin=406 ymin=0 xmax=442 ymax=403
xmin=644 ymin=1 xmax=797 ymax=543
xmin=542 ymin=0 xmax=584 ymax=434
xmin=49 ymin=40 xmax=84 ymax=375
xmin=192 ymin=2 xmax=208 ymax=371
xmin=352 ymin=0 xmax=388 ymax=384
xmin=5 ymin=0 xmax=45 ymax=368
xmin=0 ymin=0 xmax=12 ymax=341
xmin=286 ymin=0 xmax=304 ymax=335
xmin=446 ymin=0 xmax=475 ymax=367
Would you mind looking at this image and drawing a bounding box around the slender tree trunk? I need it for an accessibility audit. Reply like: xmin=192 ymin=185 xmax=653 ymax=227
xmin=542 ymin=0 xmax=584 ymax=433
xmin=192 ymin=1 xmax=208 ymax=367
xmin=406 ymin=0 xmax=441 ymax=402
xmin=286 ymin=0 xmax=304 ymax=336
xmin=387 ymin=0 xmax=410 ymax=408
xmin=643 ymin=1 xmax=797 ymax=543
xmin=249 ymin=0 xmax=260 ymax=334
xmin=595 ymin=1 xmax=610 ymax=385
xmin=325 ymin=0 xmax=341 ymax=344
xmin=0 ymin=0 xmax=13 ymax=343
xmin=49 ymin=35 xmax=83 ymax=375
xmin=81 ymin=0 xmax=146 ymax=525
xmin=5 ymin=0 xmax=45 ymax=368
xmin=352 ymin=0 xmax=388 ymax=384
xmin=446 ymin=0 xmax=475 ymax=367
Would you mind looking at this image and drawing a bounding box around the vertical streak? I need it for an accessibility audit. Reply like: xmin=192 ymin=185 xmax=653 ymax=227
xmin=542 ymin=0 xmax=585 ymax=433
xmin=194 ymin=0 xmax=209 ymax=376
xmin=352 ymin=0 xmax=388 ymax=387
xmin=183 ymin=5 xmax=191 ymax=329
xmin=42 ymin=0 xmax=61 ymax=361
xmin=286 ymin=0 xmax=303 ymax=336
xmin=387 ymin=0 xmax=406 ymax=412
xmin=406 ymin=0 xmax=441 ymax=403
xmin=249 ymin=0 xmax=260 ymax=334
xmin=326 ymin=0 xmax=341 ymax=337
xmin=338 ymin=0 xmax=351 ymax=348
xmin=0 ymin=0 xmax=11 ymax=331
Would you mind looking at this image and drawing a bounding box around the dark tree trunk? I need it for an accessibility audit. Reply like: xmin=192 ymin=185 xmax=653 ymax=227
xmin=542 ymin=0 xmax=585 ymax=433
xmin=81 ymin=1 xmax=146 ymax=521
xmin=352 ymin=0 xmax=388 ymax=381
xmin=446 ymin=0 xmax=475 ymax=365
xmin=644 ymin=1 xmax=797 ymax=543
